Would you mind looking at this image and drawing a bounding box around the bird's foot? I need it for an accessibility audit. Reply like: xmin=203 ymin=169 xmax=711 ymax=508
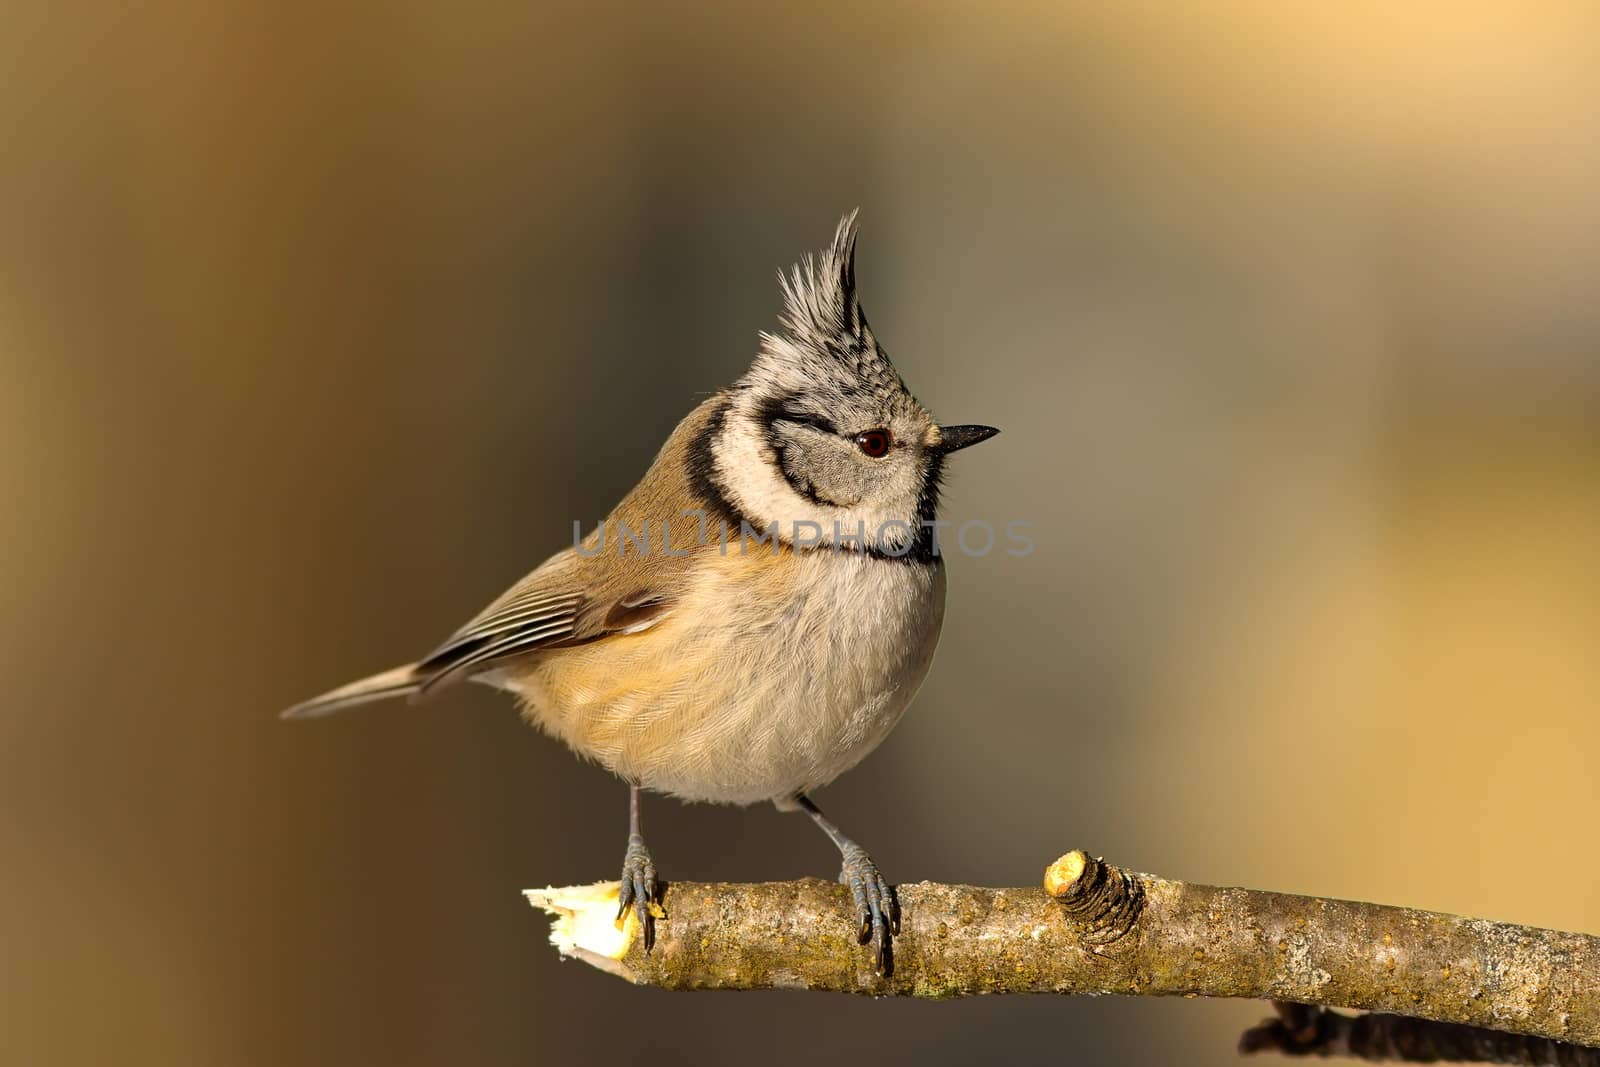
xmin=616 ymin=835 xmax=663 ymax=952
xmin=838 ymin=844 xmax=899 ymax=975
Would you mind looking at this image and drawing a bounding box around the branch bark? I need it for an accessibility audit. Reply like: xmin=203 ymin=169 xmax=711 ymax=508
xmin=526 ymin=851 xmax=1600 ymax=1063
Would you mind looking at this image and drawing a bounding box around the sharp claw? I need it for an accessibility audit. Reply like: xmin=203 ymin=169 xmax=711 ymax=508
xmin=853 ymin=892 xmax=871 ymax=942
xmin=868 ymin=899 xmax=889 ymax=975
xmin=618 ymin=840 xmax=662 ymax=953
xmin=635 ymin=892 xmax=652 ymax=952
xmin=838 ymin=847 xmax=897 ymax=975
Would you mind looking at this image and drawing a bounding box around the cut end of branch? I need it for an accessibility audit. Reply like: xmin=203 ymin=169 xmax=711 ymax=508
xmin=1044 ymin=850 xmax=1090 ymax=897
xmin=523 ymin=881 xmax=639 ymax=979
xmin=1044 ymin=850 xmax=1145 ymax=944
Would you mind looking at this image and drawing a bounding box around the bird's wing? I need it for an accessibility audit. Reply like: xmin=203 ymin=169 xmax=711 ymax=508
xmin=412 ymin=392 xmax=731 ymax=695
xmin=411 ymin=549 xmax=678 ymax=694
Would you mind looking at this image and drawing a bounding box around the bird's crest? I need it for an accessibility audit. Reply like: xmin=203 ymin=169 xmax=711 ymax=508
xmin=751 ymin=211 xmax=904 ymax=396
xmin=777 ymin=210 xmax=867 ymax=347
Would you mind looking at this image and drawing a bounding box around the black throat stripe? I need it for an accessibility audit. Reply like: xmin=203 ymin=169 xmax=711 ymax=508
xmin=684 ymin=395 xmax=753 ymax=536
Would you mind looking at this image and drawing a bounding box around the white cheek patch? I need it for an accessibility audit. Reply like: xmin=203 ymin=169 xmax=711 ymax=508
xmin=712 ymin=408 xmax=922 ymax=555
xmin=713 ymin=415 xmax=832 ymax=532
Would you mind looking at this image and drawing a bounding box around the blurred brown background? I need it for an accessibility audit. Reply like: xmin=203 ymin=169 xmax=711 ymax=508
xmin=4 ymin=3 xmax=1598 ymax=1064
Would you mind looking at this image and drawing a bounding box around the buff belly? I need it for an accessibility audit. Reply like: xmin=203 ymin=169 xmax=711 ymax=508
xmin=503 ymin=550 xmax=947 ymax=805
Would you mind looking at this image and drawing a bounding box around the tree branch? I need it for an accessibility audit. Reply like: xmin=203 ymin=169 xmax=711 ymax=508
xmin=526 ymin=850 xmax=1600 ymax=1063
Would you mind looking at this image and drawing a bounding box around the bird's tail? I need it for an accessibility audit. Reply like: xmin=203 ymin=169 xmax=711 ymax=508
xmin=281 ymin=664 xmax=422 ymax=720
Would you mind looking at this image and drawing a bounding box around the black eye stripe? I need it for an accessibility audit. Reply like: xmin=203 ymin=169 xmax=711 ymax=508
xmin=790 ymin=412 xmax=840 ymax=435
xmin=755 ymin=392 xmax=840 ymax=437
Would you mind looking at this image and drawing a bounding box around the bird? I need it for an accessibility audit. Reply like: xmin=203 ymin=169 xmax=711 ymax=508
xmin=283 ymin=213 xmax=998 ymax=973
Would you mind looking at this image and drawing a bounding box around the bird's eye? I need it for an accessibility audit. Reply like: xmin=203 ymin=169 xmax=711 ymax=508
xmin=855 ymin=429 xmax=892 ymax=458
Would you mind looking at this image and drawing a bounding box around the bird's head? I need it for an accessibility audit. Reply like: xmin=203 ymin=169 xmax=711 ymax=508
xmin=712 ymin=213 xmax=998 ymax=559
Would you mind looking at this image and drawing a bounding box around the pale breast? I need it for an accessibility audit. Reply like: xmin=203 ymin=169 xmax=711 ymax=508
xmin=507 ymin=548 xmax=947 ymax=805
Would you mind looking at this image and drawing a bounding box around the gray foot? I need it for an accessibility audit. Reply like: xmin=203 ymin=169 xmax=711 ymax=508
xmin=839 ymin=844 xmax=899 ymax=975
xmin=616 ymin=836 xmax=661 ymax=951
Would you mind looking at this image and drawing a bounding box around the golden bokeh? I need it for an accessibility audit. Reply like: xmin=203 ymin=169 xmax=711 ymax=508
xmin=4 ymin=3 xmax=1597 ymax=1064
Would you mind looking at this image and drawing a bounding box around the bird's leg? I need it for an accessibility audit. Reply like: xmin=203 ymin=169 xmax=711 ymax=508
xmin=787 ymin=793 xmax=899 ymax=975
xmin=615 ymin=784 xmax=661 ymax=951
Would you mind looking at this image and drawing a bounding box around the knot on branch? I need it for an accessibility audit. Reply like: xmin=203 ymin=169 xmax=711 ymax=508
xmin=1044 ymin=850 xmax=1145 ymax=945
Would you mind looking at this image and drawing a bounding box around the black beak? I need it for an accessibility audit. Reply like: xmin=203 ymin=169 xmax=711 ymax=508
xmin=935 ymin=424 xmax=1000 ymax=455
